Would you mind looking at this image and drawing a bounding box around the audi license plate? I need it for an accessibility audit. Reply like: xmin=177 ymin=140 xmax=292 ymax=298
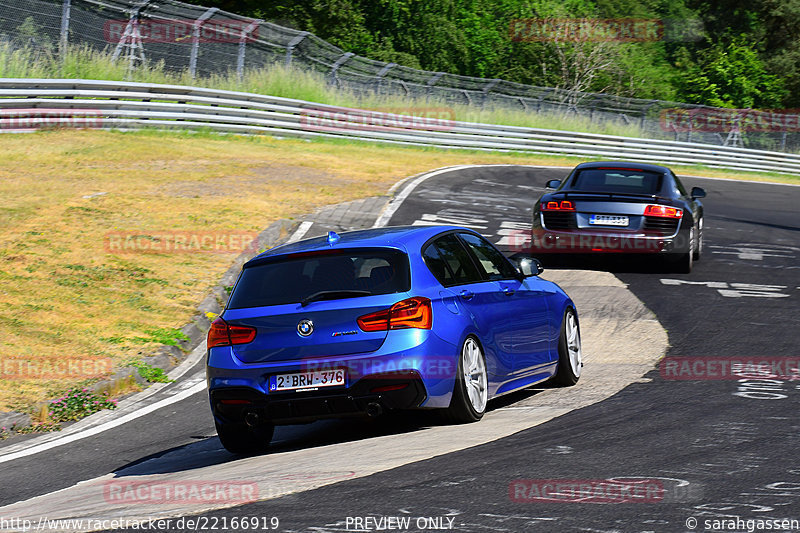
xmin=269 ymin=369 xmax=346 ymax=392
xmin=589 ymin=214 xmax=629 ymax=226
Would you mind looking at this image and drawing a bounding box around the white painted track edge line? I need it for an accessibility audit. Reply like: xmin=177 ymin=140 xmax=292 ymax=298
xmin=373 ymin=165 xmax=471 ymax=228
xmin=0 ymin=162 xmax=785 ymax=464
xmin=0 ymin=163 xmax=670 ymax=520
xmin=287 ymin=220 xmax=314 ymax=242
xmin=0 ymin=381 xmax=207 ymax=465
xmin=0 ymin=340 xmax=208 ymax=460
xmin=0 ymin=166 xmax=460 ymax=464
xmin=380 ymin=164 xmax=572 ymax=210
xmin=0 ymin=166 xmax=437 ymax=463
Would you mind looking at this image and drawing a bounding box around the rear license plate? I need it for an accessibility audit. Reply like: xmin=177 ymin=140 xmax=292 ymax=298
xmin=269 ymin=369 xmax=346 ymax=392
xmin=589 ymin=214 xmax=629 ymax=226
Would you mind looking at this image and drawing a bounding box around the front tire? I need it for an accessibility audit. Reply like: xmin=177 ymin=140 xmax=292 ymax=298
xmin=442 ymin=336 xmax=488 ymax=424
xmin=216 ymin=420 xmax=274 ymax=455
xmin=552 ymin=308 xmax=582 ymax=386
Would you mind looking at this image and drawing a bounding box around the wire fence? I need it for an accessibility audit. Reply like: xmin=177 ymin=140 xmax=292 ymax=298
xmin=2 ymin=0 xmax=799 ymax=152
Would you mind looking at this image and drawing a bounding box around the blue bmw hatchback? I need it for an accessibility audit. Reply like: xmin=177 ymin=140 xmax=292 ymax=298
xmin=207 ymin=225 xmax=582 ymax=454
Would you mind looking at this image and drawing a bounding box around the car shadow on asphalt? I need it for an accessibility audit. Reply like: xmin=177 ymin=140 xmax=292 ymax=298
xmin=110 ymin=387 xmax=549 ymax=478
xmin=530 ymin=253 xmax=677 ymax=274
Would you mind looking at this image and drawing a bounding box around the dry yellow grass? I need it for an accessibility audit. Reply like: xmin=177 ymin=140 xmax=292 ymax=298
xmin=0 ymin=129 xmax=794 ymax=412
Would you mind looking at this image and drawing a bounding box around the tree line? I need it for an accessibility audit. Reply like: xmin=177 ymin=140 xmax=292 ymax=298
xmin=193 ymin=0 xmax=799 ymax=109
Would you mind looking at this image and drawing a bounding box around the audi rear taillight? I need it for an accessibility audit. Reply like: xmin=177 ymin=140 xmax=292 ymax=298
xmin=357 ymin=297 xmax=432 ymax=332
xmin=207 ymin=317 xmax=256 ymax=349
xmin=542 ymin=200 xmax=575 ymax=211
xmin=644 ymin=205 xmax=683 ymax=218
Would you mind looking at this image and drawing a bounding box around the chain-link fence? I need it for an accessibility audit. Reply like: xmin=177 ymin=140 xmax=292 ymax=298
xmin=2 ymin=0 xmax=799 ymax=152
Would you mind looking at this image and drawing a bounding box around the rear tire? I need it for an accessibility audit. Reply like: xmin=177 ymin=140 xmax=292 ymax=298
xmin=552 ymin=308 xmax=582 ymax=386
xmin=441 ymin=336 xmax=487 ymax=424
xmin=693 ymin=218 xmax=703 ymax=261
xmin=672 ymin=225 xmax=695 ymax=273
xmin=216 ymin=420 xmax=274 ymax=455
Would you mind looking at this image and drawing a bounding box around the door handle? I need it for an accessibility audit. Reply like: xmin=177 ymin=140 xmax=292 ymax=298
xmin=502 ymin=287 xmax=515 ymax=296
xmin=459 ymin=290 xmax=474 ymax=301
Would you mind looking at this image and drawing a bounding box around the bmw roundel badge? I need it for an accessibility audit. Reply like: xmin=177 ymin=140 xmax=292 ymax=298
xmin=297 ymin=319 xmax=314 ymax=337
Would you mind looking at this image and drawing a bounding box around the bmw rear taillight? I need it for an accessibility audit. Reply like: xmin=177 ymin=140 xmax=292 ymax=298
xmin=542 ymin=200 xmax=575 ymax=211
xmin=357 ymin=297 xmax=432 ymax=332
xmin=388 ymin=297 xmax=433 ymax=329
xmin=207 ymin=317 xmax=256 ymax=349
xmin=644 ymin=205 xmax=683 ymax=218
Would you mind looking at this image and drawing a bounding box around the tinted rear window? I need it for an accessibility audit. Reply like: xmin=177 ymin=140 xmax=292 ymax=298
xmin=571 ymin=168 xmax=663 ymax=195
xmin=458 ymin=232 xmax=518 ymax=280
xmin=422 ymin=234 xmax=482 ymax=287
xmin=228 ymin=249 xmax=410 ymax=309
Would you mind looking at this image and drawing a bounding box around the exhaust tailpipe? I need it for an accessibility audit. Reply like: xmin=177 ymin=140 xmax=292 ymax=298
xmin=365 ymin=402 xmax=383 ymax=418
xmin=244 ymin=411 xmax=260 ymax=428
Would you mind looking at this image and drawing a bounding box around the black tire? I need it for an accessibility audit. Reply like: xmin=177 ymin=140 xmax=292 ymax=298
xmin=552 ymin=308 xmax=582 ymax=386
xmin=216 ymin=420 xmax=274 ymax=455
xmin=441 ymin=336 xmax=487 ymax=424
xmin=672 ymin=225 xmax=695 ymax=274
xmin=693 ymin=218 xmax=703 ymax=261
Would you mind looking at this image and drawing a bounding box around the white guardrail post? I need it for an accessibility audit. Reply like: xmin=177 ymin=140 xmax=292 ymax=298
xmin=58 ymin=0 xmax=71 ymax=61
xmin=0 ymin=79 xmax=799 ymax=176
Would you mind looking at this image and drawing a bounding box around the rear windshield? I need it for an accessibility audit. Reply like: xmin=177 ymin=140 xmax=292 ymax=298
xmin=228 ymin=248 xmax=410 ymax=309
xmin=570 ymin=168 xmax=663 ymax=195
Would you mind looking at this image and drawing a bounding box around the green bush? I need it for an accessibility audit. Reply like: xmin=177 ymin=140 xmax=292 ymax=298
xmin=125 ymin=361 xmax=174 ymax=383
xmin=49 ymin=388 xmax=118 ymax=422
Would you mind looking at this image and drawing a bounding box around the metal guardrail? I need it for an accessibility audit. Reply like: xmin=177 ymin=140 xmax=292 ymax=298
xmin=2 ymin=79 xmax=799 ymax=176
xmin=4 ymin=0 xmax=800 ymax=153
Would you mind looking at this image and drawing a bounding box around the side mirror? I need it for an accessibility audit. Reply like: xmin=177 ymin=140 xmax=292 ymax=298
xmin=517 ymin=257 xmax=544 ymax=277
xmin=545 ymin=179 xmax=561 ymax=189
xmin=691 ymin=187 xmax=706 ymax=199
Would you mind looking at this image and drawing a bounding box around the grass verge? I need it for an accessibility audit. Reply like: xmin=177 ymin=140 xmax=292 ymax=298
xmin=0 ymin=128 xmax=796 ymax=414
xmin=0 ymin=43 xmax=648 ymax=138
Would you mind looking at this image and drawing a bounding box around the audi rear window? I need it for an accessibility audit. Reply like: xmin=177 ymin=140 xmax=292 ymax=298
xmin=571 ymin=168 xmax=663 ymax=195
xmin=227 ymin=248 xmax=410 ymax=309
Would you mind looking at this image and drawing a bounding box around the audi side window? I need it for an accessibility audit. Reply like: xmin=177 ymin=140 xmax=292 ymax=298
xmin=427 ymin=234 xmax=482 ymax=286
xmin=671 ymin=171 xmax=689 ymax=197
xmin=458 ymin=233 xmax=518 ymax=281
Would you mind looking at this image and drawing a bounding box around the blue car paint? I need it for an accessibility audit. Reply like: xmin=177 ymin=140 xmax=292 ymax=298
xmin=206 ymin=225 xmax=577 ymax=413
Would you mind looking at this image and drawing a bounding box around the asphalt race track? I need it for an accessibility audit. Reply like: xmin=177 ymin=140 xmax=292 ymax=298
xmin=1 ymin=165 xmax=798 ymax=533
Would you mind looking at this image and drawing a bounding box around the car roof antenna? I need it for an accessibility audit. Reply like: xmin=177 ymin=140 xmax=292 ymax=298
xmin=327 ymin=231 xmax=340 ymax=245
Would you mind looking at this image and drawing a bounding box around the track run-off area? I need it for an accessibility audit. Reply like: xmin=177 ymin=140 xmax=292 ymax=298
xmin=0 ymin=165 xmax=798 ymax=533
